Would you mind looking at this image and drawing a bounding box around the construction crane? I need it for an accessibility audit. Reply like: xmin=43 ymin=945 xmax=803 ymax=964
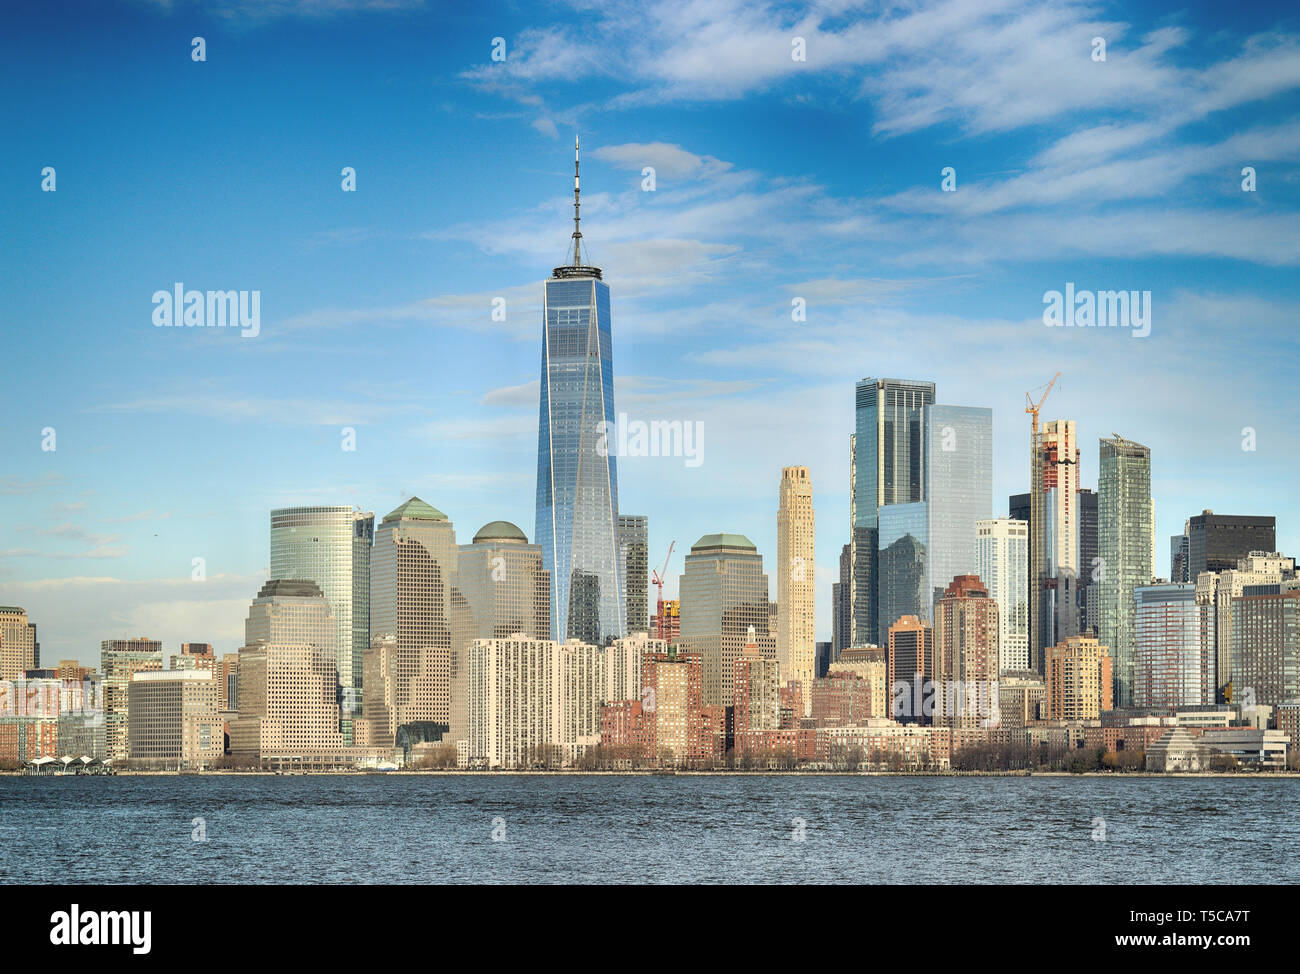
xmin=651 ymin=540 xmax=676 ymax=641
xmin=1025 ymin=372 xmax=1061 ymax=672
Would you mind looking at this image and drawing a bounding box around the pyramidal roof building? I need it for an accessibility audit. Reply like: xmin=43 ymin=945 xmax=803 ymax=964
xmin=535 ymin=137 xmax=623 ymax=645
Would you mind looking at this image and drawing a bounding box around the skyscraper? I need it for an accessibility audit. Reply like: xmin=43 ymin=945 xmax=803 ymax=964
xmin=617 ymin=515 xmax=649 ymax=635
xmin=877 ymin=501 xmax=928 ymax=645
xmin=370 ymin=497 xmax=458 ymax=734
xmin=448 ymin=520 xmax=551 ymax=743
xmin=1045 ymin=634 xmax=1113 ymax=720
xmin=1230 ymin=582 xmax=1300 ymax=708
xmin=887 ymin=615 xmax=933 ymax=725
xmin=933 ymin=575 xmax=999 ymax=728
xmin=831 ymin=543 xmax=852 ymax=657
xmin=1077 ymin=487 xmax=1098 ymax=633
xmin=976 ymin=517 xmax=1029 ymax=672
xmin=1195 ymin=551 xmax=1295 ymax=695
xmin=1133 ymin=582 xmax=1215 ymax=708
xmin=536 ymin=137 xmax=623 ymax=645
xmin=0 ymin=607 xmax=39 ymax=681
xmin=1186 ymin=511 xmax=1276 ymax=580
xmin=1097 ymin=435 xmax=1153 ymax=707
xmin=776 ymin=465 xmax=815 ymax=687
xmin=851 ymin=378 xmax=935 ymax=648
xmin=1031 ymin=419 xmax=1080 ymax=665
xmin=924 ymin=404 xmax=993 ymax=614
xmin=230 ymin=580 xmax=343 ymax=763
xmin=101 ymin=637 xmax=162 ymax=761
xmin=678 ymin=534 xmax=776 ymax=707
xmin=269 ymin=505 xmax=374 ymax=740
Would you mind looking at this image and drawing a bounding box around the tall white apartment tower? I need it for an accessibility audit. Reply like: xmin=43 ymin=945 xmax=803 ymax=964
xmin=976 ymin=518 xmax=1030 ymax=672
xmin=777 ymin=466 xmax=816 ymax=687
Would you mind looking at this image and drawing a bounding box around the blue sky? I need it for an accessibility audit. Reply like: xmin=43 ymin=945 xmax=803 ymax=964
xmin=3 ymin=0 xmax=1298 ymax=665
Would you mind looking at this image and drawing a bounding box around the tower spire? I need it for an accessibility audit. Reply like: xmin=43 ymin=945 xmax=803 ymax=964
xmin=571 ymin=135 xmax=582 ymax=265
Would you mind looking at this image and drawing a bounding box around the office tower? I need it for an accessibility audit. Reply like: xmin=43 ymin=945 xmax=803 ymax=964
xmin=127 ymin=670 xmax=222 ymax=769
xmin=851 ymin=378 xmax=936 ymax=649
xmin=815 ymin=641 xmax=832 ymax=678
xmin=100 ymin=637 xmax=163 ymax=761
xmin=449 ymin=520 xmax=551 ymax=742
xmin=832 ymin=543 xmax=852 ymax=657
xmin=887 ymin=615 xmax=933 ymax=725
xmin=977 ymin=517 xmax=1029 ymax=672
xmin=1077 ymin=488 xmax=1098 ymax=632
xmin=270 ymin=505 xmax=374 ymax=739
xmin=650 ymin=599 xmax=680 ymax=643
xmin=1009 ymin=493 xmax=1030 ymax=523
xmin=1030 ymin=419 xmax=1080 ymax=667
xmin=463 ymin=635 xmax=603 ymax=768
xmin=536 ymin=138 xmax=623 ymax=645
xmin=1170 ymin=525 xmax=1191 ymax=584
xmin=924 ymin=404 xmax=993 ymax=615
xmin=1230 ymin=583 xmax=1300 ymax=707
xmin=1097 ymin=435 xmax=1152 ymax=708
xmin=877 ymin=501 xmax=928 ymax=645
xmin=734 ymin=628 xmax=782 ymax=732
xmin=0 ymin=607 xmax=39 ymax=681
xmin=1133 ymin=583 xmax=1215 ymax=708
xmin=616 ymin=515 xmax=649 ymax=635
xmin=932 ymin=575 xmax=999 ymax=728
xmin=640 ymin=650 xmax=707 ymax=765
xmin=1196 ymin=551 xmax=1295 ymax=695
xmin=370 ymin=497 xmax=458 ymax=735
xmin=218 ymin=653 xmax=239 ymax=711
xmin=678 ymin=534 xmax=776 ymax=707
xmin=1186 ymin=512 xmax=1276 ymax=580
xmin=1045 ymin=634 xmax=1114 ymax=720
xmin=776 ymin=466 xmax=816 ymax=687
xmin=230 ymin=580 xmax=343 ymax=761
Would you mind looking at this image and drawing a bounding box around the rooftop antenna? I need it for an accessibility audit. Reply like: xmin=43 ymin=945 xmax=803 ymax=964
xmin=571 ymin=135 xmax=583 ymax=266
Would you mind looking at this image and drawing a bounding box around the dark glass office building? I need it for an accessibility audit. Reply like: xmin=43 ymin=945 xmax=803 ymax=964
xmin=1187 ymin=511 xmax=1275 ymax=580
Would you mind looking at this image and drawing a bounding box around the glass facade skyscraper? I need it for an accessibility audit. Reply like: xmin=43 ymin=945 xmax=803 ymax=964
xmin=851 ymin=378 xmax=935 ymax=647
xmin=269 ymin=506 xmax=373 ymax=742
xmin=536 ymin=140 xmax=623 ymax=644
xmin=924 ymin=404 xmax=992 ymax=613
xmin=1098 ymin=435 xmax=1153 ymax=708
xmin=617 ymin=515 xmax=649 ymax=635
xmin=877 ymin=501 xmax=928 ymax=646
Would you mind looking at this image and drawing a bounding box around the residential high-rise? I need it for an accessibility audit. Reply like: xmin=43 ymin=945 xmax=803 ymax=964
xmin=603 ymin=632 xmax=665 ymax=704
xmin=0 ymin=607 xmax=39 ymax=681
xmin=230 ymin=580 xmax=343 ymax=762
xmin=877 ymin=501 xmax=928 ymax=645
xmin=776 ymin=465 xmax=816 ymax=687
xmin=924 ymin=405 xmax=993 ymax=616
xmin=1077 ymin=487 xmax=1098 ymax=633
xmin=1230 ymin=583 xmax=1300 ymax=708
xmin=101 ymin=637 xmax=163 ymax=761
xmin=851 ymin=378 xmax=935 ymax=649
xmin=1031 ymin=419 xmax=1080 ymax=665
xmin=1133 ymin=583 xmax=1215 ymax=708
xmin=616 ymin=515 xmax=649 ymax=636
xmin=1097 ymin=435 xmax=1152 ymax=707
xmin=369 ymin=497 xmax=459 ymax=737
xmin=887 ymin=615 xmax=933 ymax=725
xmin=1045 ymin=634 xmax=1113 ymax=720
xmin=640 ymin=650 xmax=708 ymax=765
xmin=536 ymin=138 xmax=623 ymax=645
xmin=734 ymin=627 xmax=782 ymax=732
xmin=933 ymin=575 xmax=1000 ymax=728
xmin=1195 ymin=551 xmax=1295 ymax=695
xmin=127 ymin=670 xmax=222 ymax=769
xmin=678 ymin=534 xmax=776 ymax=707
xmin=463 ymin=634 xmax=603 ymax=768
xmin=1186 ymin=511 xmax=1276 ymax=580
xmin=976 ymin=517 xmax=1029 ymax=672
xmin=270 ymin=505 xmax=374 ymax=740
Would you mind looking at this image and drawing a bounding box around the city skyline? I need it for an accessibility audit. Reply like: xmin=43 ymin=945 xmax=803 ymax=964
xmin=5 ymin=0 xmax=1300 ymax=669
